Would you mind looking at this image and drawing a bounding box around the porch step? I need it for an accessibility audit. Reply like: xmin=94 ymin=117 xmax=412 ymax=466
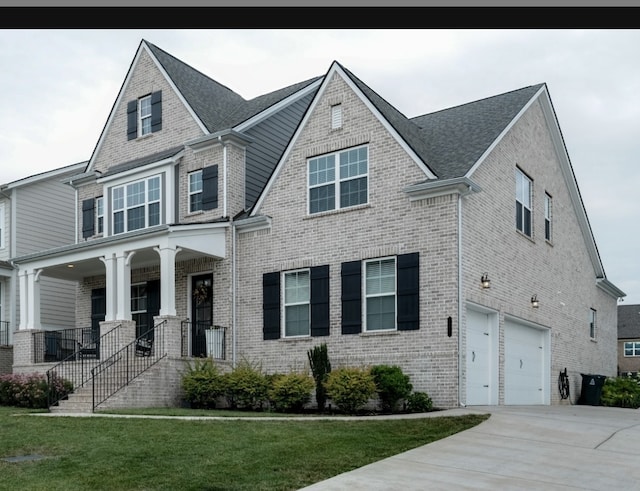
xmin=50 ymin=387 xmax=94 ymax=413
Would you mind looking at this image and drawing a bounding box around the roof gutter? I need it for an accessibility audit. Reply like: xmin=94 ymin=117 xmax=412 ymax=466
xmin=404 ymin=177 xmax=482 ymax=201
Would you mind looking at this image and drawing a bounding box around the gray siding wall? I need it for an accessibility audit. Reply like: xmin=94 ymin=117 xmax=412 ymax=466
xmin=244 ymin=92 xmax=315 ymax=209
xmin=0 ymin=198 xmax=9 ymax=261
xmin=40 ymin=276 xmax=77 ymax=329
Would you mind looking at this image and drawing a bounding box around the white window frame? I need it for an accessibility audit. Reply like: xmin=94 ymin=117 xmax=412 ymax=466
xmin=624 ymin=341 xmax=640 ymax=357
xmin=111 ymin=174 xmax=162 ymax=235
xmin=590 ymin=308 xmax=597 ymax=340
xmin=331 ymin=104 xmax=342 ymax=129
xmin=188 ymin=170 xmax=203 ymax=213
xmin=0 ymin=202 xmax=4 ymax=249
xmin=364 ymin=256 xmax=397 ymax=332
xmin=283 ymin=269 xmax=311 ymax=338
xmin=516 ymin=167 xmax=532 ymax=237
xmin=544 ymin=193 xmax=552 ymax=242
xmin=308 ymin=145 xmax=369 ymax=215
xmin=139 ymin=94 xmax=152 ymax=137
xmin=96 ymin=196 xmax=104 ymax=235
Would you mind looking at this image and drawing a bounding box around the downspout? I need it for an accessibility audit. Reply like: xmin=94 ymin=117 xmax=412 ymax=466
xmin=219 ymin=135 xmax=228 ymax=218
xmin=232 ymin=219 xmax=237 ymax=368
xmin=457 ymin=190 xmax=466 ymax=407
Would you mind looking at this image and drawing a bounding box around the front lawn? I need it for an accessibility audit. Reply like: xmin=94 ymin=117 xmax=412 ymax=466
xmin=0 ymin=406 xmax=488 ymax=490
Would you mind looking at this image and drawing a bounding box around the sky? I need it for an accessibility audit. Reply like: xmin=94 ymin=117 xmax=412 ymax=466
xmin=0 ymin=29 xmax=638 ymax=303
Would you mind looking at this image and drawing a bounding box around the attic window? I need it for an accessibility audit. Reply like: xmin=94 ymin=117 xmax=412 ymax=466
xmin=331 ymin=104 xmax=342 ymax=129
xmin=127 ymin=91 xmax=162 ymax=140
xmin=515 ymin=167 xmax=532 ymax=237
xmin=139 ymin=95 xmax=152 ymax=136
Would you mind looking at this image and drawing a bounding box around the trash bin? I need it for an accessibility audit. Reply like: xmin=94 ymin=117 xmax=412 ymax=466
xmin=578 ymin=374 xmax=607 ymax=405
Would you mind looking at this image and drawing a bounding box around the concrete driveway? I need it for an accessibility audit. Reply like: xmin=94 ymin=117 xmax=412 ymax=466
xmin=300 ymin=404 xmax=640 ymax=490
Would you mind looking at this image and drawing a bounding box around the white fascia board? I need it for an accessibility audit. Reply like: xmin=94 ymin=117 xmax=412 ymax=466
xmin=3 ymin=162 xmax=87 ymax=190
xmin=234 ymin=80 xmax=322 ymax=132
xmin=86 ymin=41 xmax=209 ymax=173
xmin=404 ymin=177 xmax=481 ymax=201
xmin=251 ymin=62 xmax=435 ymax=217
xmin=186 ymin=130 xmax=253 ymax=154
xmin=596 ymin=278 xmax=626 ymax=300
xmin=234 ymin=215 xmax=271 ymax=233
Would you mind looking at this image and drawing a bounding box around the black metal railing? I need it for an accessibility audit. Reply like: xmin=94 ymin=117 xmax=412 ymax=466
xmin=180 ymin=321 xmax=226 ymax=360
xmin=0 ymin=321 xmax=9 ymax=346
xmin=46 ymin=325 xmax=122 ymax=408
xmin=91 ymin=320 xmax=167 ymax=411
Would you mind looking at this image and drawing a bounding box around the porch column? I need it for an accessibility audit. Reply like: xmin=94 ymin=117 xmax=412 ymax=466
xmin=114 ymin=251 xmax=134 ymax=321
xmin=100 ymin=253 xmax=117 ymax=321
xmin=154 ymin=246 xmax=181 ymax=317
xmin=18 ymin=268 xmax=41 ymax=329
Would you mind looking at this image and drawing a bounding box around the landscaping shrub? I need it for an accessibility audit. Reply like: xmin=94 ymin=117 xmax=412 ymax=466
xmin=268 ymin=372 xmax=314 ymax=413
xmin=223 ymin=359 xmax=269 ymax=410
xmin=601 ymin=375 xmax=640 ymax=409
xmin=307 ymin=343 xmax=331 ymax=412
xmin=181 ymin=358 xmax=225 ymax=409
xmin=324 ymin=367 xmax=376 ymax=414
xmin=406 ymin=391 xmax=433 ymax=413
xmin=0 ymin=373 xmax=71 ymax=409
xmin=370 ymin=364 xmax=413 ymax=413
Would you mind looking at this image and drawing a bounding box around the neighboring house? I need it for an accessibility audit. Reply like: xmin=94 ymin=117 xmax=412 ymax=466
xmin=617 ymin=304 xmax=640 ymax=376
xmin=0 ymin=163 xmax=84 ymax=374
xmin=11 ymin=39 xmax=624 ymax=411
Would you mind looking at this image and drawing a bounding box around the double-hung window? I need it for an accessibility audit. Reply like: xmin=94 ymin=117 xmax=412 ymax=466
xmin=188 ymin=170 xmax=203 ymax=213
xmin=516 ymin=168 xmax=532 ymax=237
xmin=308 ymin=145 xmax=368 ymax=214
xmin=624 ymin=342 xmax=640 ymax=357
xmin=95 ymin=197 xmax=104 ymax=234
xmin=589 ymin=309 xmax=597 ymax=339
xmin=139 ymin=95 xmax=153 ymax=137
xmin=284 ymin=270 xmax=310 ymax=337
xmin=112 ymin=175 xmax=161 ymax=234
xmin=544 ymin=193 xmax=552 ymax=241
xmin=365 ymin=257 xmax=396 ymax=331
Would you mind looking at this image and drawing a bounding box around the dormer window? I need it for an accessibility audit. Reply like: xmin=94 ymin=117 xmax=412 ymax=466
xmin=112 ymin=175 xmax=162 ymax=234
xmin=127 ymin=91 xmax=162 ymax=140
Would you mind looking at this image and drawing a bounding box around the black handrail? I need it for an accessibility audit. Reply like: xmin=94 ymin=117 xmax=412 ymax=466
xmin=46 ymin=325 xmax=121 ymax=409
xmin=91 ymin=320 xmax=167 ymax=412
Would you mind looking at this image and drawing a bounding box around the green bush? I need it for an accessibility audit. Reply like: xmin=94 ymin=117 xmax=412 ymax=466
xmin=307 ymin=343 xmax=332 ymax=412
xmin=406 ymin=391 xmax=433 ymax=413
xmin=601 ymin=376 xmax=640 ymax=409
xmin=181 ymin=358 xmax=225 ymax=409
xmin=370 ymin=365 xmax=413 ymax=413
xmin=0 ymin=373 xmax=68 ymax=409
xmin=324 ymin=367 xmax=376 ymax=414
xmin=268 ymin=372 xmax=314 ymax=413
xmin=224 ymin=359 xmax=269 ymax=410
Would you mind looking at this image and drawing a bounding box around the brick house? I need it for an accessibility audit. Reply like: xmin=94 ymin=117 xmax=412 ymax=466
xmin=11 ymin=39 xmax=624 ymax=410
xmin=617 ymin=304 xmax=640 ymax=376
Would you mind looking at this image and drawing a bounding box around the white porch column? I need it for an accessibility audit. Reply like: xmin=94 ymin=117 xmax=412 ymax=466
xmin=115 ymin=251 xmax=134 ymax=321
xmin=18 ymin=268 xmax=41 ymax=329
xmin=100 ymin=253 xmax=117 ymax=321
xmin=154 ymin=246 xmax=181 ymax=316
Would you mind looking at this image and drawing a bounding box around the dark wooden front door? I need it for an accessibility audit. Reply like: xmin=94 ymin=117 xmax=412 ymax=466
xmin=191 ymin=274 xmax=213 ymax=357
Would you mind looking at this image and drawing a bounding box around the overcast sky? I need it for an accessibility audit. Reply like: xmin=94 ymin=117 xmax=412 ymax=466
xmin=0 ymin=29 xmax=638 ymax=304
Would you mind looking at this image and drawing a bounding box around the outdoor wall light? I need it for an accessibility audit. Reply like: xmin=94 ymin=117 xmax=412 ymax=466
xmin=481 ymin=273 xmax=490 ymax=289
xmin=531 ymin=294 xmax=539 ymax=308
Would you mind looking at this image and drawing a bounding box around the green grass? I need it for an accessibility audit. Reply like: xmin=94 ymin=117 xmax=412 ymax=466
xmin=0 ymin=406 xmax=488 ymax=491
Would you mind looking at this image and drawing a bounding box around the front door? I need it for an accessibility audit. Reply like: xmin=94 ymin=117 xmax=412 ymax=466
xmin=191 ymin=274 xmax=213 ymax=357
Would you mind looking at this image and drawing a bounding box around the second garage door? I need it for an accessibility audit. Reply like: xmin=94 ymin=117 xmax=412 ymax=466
xmin=504 ymin=319 xmax=549 ymax=405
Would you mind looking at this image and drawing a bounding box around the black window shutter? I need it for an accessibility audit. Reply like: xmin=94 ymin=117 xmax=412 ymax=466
xmin=82 ymin=198 xmax=95 ymax=238
xmin=341 ymin=260 xmax=362 ymax=335
xmin=202 ymin=165 xmax=219 ymax=210
xmin=310 ymin=265 xmax=330 ymax=337
xmin=126 ymin=100 xmax=137 ymax=140
xmin=263 ymin=272 xmax=281 ymax=340
xmin=397 ymin=252 xmax=420 ymax=331
xmin=151 ymin=90 xmax=162 ymax=132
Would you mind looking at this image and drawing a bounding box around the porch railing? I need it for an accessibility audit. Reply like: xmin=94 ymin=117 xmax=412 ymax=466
xmin=35 ymin=327 xmax=106 ymax=364
xmin=0 ymin=321 xmax=9 ymax=346
xmin=91 ymin=319 xmax=167 ymax=411
xmin=46 ymin=325 xmax=122 ymax=408
xmin=180 ymin=321 xmax=226 ymax=360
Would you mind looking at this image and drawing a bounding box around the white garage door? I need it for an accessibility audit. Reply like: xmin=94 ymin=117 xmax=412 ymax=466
xmin=504 ymin=320 xmax=547 ymax=405
xmin=466 ymin=308 xmax=497 ymax=405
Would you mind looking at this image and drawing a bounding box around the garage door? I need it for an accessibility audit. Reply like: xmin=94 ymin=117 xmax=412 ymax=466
xmin=466 ymin=308 xmax=497 ymax=405
xmin=504 ymin=320 xmax=547 ymax=405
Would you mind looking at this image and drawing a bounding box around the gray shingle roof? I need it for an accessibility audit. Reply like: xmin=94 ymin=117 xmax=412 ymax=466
xmin=618 ymin=304 xmax=640 ymax=339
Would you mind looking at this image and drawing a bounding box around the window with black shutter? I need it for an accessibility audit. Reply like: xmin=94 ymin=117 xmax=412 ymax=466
xmin=127 ymin=90 xmax=162 ymax=140
xmin=310 ymin=265 xmax=330 ymax=337
xmin=263 ymin=272 xmax=281 ymax=340
xmin=397 ymin=252 xmax=420 ymax=331
xmin=202 ymin=164 xmax=219 ymax=210
xmin=82 ymin=198 xmax=95 ymax=239
xmin=341 ymin=260 xmax=362 ymax=334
